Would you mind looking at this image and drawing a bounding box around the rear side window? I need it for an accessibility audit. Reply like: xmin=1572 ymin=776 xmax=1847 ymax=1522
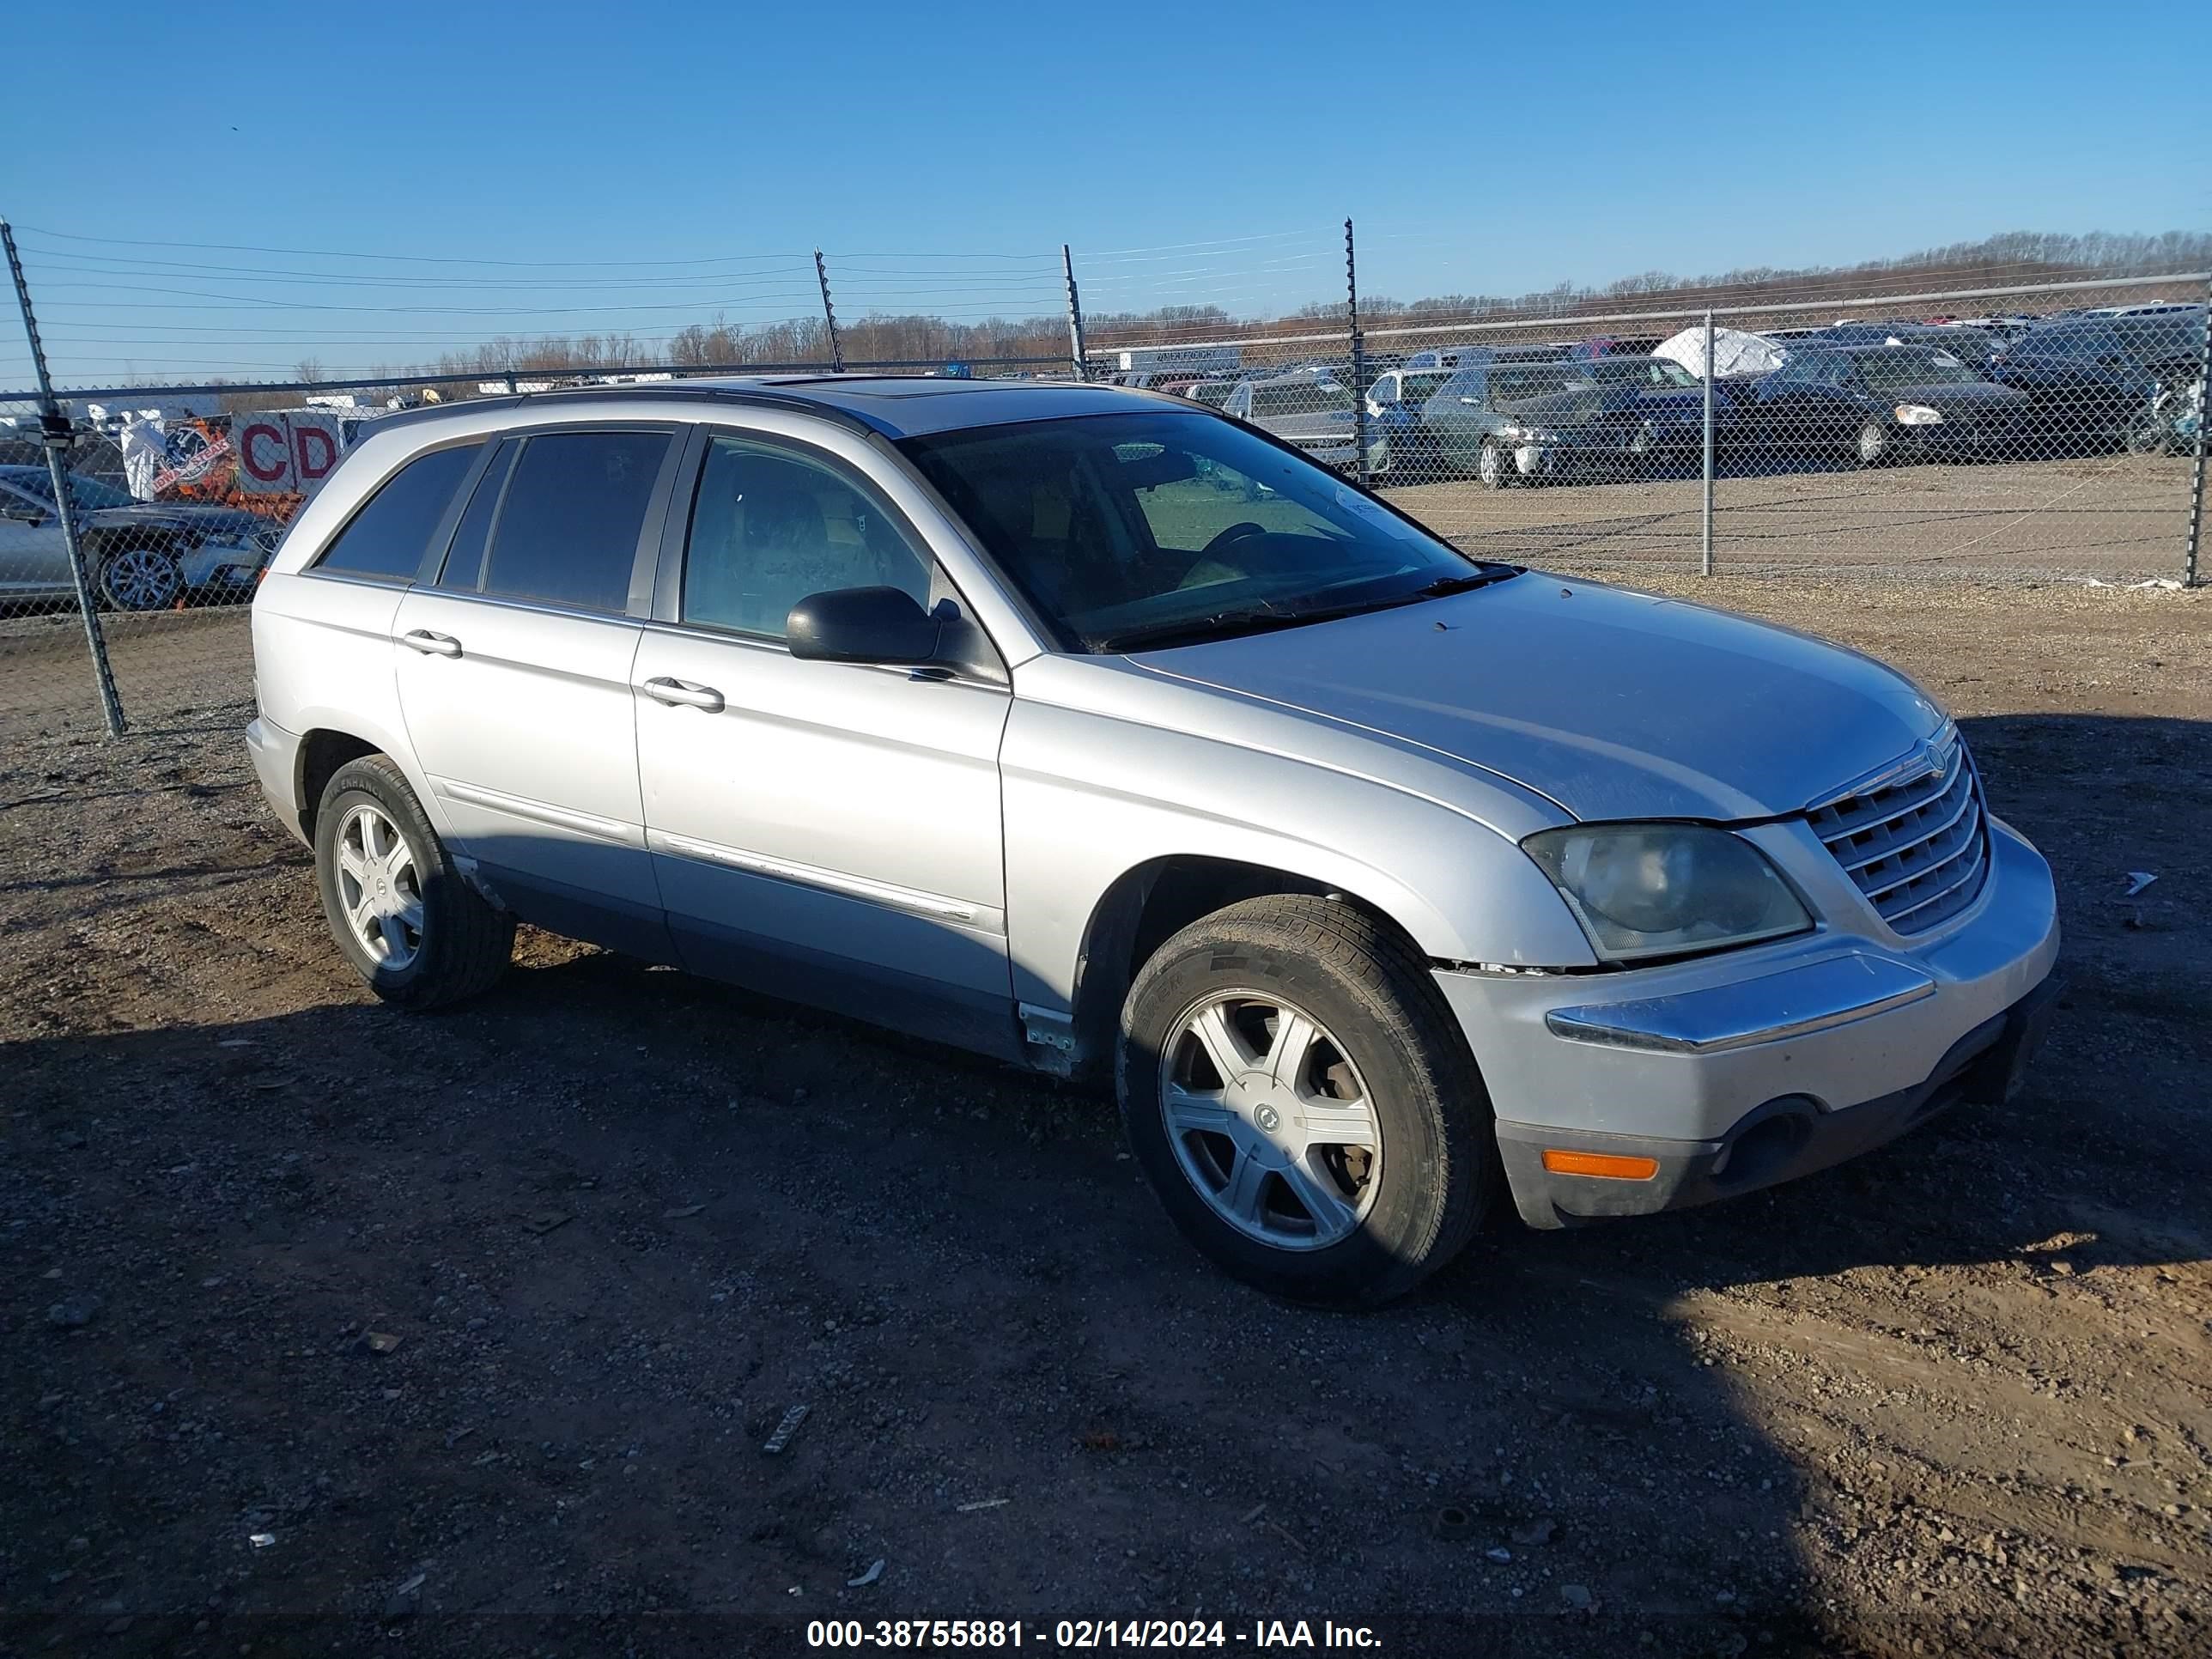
xmin=476 ymin=430 xmax=670 ymax=612
xmin=313 ymin=442 xmax=482 ymax=580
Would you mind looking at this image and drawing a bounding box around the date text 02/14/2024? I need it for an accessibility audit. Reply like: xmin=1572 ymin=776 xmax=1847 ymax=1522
xmin=804 ymin=1620 xmax=1383 ymax=1649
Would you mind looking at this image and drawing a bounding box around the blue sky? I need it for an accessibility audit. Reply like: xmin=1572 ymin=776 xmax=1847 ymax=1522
xmin=2 ymin=0 xmax=2206 ymax=384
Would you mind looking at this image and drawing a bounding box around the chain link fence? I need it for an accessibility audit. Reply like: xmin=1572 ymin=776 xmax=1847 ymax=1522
xmin=3 ymin=216 xmax=2206 ymax=742
xmin=1091 ymin=233 xmax=2207 ymax=588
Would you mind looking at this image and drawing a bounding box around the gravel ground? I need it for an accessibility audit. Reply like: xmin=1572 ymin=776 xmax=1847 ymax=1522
xmin=3 ymin=579 xmax=2209 ymax=1658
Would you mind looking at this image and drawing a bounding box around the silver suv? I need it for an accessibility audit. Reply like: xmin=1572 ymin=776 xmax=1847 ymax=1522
xmin=246 ymin=378 xmax=2061 ymax=1304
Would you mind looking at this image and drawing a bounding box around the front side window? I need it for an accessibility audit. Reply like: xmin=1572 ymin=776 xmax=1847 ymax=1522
xmin=682 ymin=435 xmax=932 ymax=639
xmin=900 ymin=410 xmax=1507 ymax=653
xmin=475 ymin=430 xmax=669 ymax=612
xmin=314 ymin=441 xmax=483 ymax=580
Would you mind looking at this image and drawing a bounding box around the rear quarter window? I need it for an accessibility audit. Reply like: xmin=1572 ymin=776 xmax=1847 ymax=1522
xmin=312 ymin=442 xmax=483 ymax=580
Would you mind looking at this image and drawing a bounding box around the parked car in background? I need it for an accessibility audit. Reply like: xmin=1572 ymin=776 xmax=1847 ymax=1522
xmin=1419 ymin=359 xmax=1587 ymax=482
xmin=1990 ymin=308 xmax=2209 ymax=452
xmin=0 ymin=465 xmax=282 ymax=611
xmin=1751 ymin=343 xmax=2031 ymax=465
xmin=1792 ymin=322 xmax=2006 ymax=373
xmin=1223 ymin=369 xmax=1359 ymax=469
xmin=1468 ymin=356 xmax=1711 ymax=487
xmin=1361 ymin=368 xmax=1455 ymax=475
xmin=245 ymin=376 xmax=2059 ymax=1306
xmin=1402 ymin=343 xmax=1570 ymax=372
xmin=1183 ymin=380 xmax=1238 ymax=409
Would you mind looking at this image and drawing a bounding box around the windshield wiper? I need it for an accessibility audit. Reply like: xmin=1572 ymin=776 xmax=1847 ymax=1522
xmin=1408 ymin=568 xmax=1520 ymax=599
xmin=1093 ymin=567 xmax=1521 ymax=653
xmin=1091 ymin=606 xmax=1316 ymax=654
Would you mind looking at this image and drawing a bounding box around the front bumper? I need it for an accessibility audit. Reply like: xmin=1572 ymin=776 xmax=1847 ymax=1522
xmin=1435 ymin=817 xmax=2061 ymax=1228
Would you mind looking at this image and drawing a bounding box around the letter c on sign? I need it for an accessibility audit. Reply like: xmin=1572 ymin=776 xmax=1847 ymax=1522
xmin=294 ymin=425 xmax=338 ymax=479
xmin=240 ymin=422 xmax=289 ymax=483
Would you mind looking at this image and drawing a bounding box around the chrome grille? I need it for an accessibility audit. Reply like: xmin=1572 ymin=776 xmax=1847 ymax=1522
xmin=1807 ymin=727 xmax=1988 ymax=935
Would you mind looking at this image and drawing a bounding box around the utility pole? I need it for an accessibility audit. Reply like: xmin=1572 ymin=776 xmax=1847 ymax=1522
xmin=3 ymin=219 xmax=124 ymax=736
xmin=1061 ymin=244 xmax=1088 ymax=382
xmin=814 ymin=249 xmax=845 ymax=373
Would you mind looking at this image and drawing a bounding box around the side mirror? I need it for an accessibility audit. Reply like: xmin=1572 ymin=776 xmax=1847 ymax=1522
xmin=786 ymin=586 xmax=942 ymax=666
xmin=3 ymin=501 xmax=46 ymax=524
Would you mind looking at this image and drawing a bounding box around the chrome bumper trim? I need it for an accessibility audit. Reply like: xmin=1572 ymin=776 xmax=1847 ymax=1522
xmin=1542 ymin=951 xmax=1937 ymax=1055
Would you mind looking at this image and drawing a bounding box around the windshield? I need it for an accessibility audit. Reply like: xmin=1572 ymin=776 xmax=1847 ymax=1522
xmin=1400 ymin=372 xmax=1449 ymax=403
xmin=899 ymin=410 xmax=1510 ymax=653
xmin=1188 ymin=381 xmax=1234 ymax=407
xmin=4 ymin=470 xmax=138 ymax=512
xmin=1251 ymin=380 xmax=1352 ymax=418
xmin=1853 ymin=349 xmax=1984 ymax=390
xmin=1577 ymin=358 xmax=1699 ymax=390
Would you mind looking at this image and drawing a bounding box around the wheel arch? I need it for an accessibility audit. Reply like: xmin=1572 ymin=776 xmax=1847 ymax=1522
xmin=1063 ymin=854 xmax=1442 ymax=1084
xmin=295 ymin=728 xmax=386 ymax=844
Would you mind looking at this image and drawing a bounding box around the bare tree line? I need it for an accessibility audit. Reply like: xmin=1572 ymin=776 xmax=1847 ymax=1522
xmin=241 ymin=228 xmax=2208 ymax=398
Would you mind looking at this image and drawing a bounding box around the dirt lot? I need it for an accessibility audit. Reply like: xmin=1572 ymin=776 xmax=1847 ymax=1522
xmin=3 ymin=579 xmax=2209 ymax=1659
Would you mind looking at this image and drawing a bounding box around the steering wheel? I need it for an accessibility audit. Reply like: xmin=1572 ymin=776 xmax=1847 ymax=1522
xmin=1200 ymin=520 xmax=1269 ymax=557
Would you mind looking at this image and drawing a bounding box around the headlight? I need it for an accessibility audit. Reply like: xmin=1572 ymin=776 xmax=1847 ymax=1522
xmin=1502 ymin=424 xmax=1559 ymax=444
xmin=1893 ymin=404 xmax=1945 ymax=426
xmin=1522 ymin=823 xmax=1812 ymax=963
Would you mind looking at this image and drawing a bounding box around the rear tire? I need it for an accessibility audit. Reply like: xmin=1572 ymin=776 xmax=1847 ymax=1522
xmin=313 ymin=755 xmax=514 ymax=1010
xmin=97 ymin=544 xmax=183 ymax=611
xmin=1855 ymin=419 xmax=1892 ymax=467
xmin=1117 ymin=895 xmax=1491 ymax=1306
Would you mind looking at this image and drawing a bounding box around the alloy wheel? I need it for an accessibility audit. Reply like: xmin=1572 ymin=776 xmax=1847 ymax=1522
xmin=101 ymin=547 xmax=182 ymax=611
xmin=335 ymin=804 xmax=424 ymax=971
xmin=1158 ymin=990 xmax=1382 ymax=1250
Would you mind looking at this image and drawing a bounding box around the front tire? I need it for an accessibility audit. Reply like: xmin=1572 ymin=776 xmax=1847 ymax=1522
xmin=1477 ymin=438 xmax=1513 ymax=489
xmin=313 ymin=755 xmax=514 ymax=1009
xmin=1855 ymin=418 xmax=1892 ymax=467
xmin=1117 ymin=895 xmax=1491 ymax=1306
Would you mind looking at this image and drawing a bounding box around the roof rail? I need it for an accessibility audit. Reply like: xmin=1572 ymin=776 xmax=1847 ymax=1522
xmin=368 ymin=380 xmax=887 ymax=437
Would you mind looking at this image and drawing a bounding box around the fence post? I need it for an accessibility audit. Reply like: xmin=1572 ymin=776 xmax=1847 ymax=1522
xmin=1346 ymin=218 xmax=1369 ymax=483
xmin=2185 ymin=276 xmax=2211 ymax=586
xmin=2 ymin=219 xmax=125 ymax=738
xmin=1701 ymin=310 xmax=1716 ymax=577
xmin=1061 ymin=245 xmax=1088 ymax=382
xmin=814 ymin=249 xmax=845 ymax=373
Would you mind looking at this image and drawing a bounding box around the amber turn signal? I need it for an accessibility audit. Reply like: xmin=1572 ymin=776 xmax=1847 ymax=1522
xmin=1541 ymin=1148 xmax=1660 ymax=1181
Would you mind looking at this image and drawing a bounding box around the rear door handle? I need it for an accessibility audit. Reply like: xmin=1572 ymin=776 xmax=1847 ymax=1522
xmin=401 ymin=629 xmax=461 ymax=657
xmin=640 ymin=676 xmax=725 ymax=713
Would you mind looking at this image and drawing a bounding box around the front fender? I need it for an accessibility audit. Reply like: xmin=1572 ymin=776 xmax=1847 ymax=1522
xmin=1000 ymin=665 xmax=1597 ymax=1012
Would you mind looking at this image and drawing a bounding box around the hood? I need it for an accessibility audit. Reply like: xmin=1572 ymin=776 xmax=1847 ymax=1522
xmin=1134 ymin=574 xmax=1943 ymax=823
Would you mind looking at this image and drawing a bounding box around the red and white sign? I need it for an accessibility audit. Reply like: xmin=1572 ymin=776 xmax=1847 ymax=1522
xmin=234 ymin=411 xmax=348 ymax=495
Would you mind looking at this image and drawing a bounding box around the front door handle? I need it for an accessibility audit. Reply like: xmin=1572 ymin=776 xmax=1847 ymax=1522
xmin=401 ymin=629 xmax=461 ymax=657
xmin=640 ymin=676 xmax=725 ymax=713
